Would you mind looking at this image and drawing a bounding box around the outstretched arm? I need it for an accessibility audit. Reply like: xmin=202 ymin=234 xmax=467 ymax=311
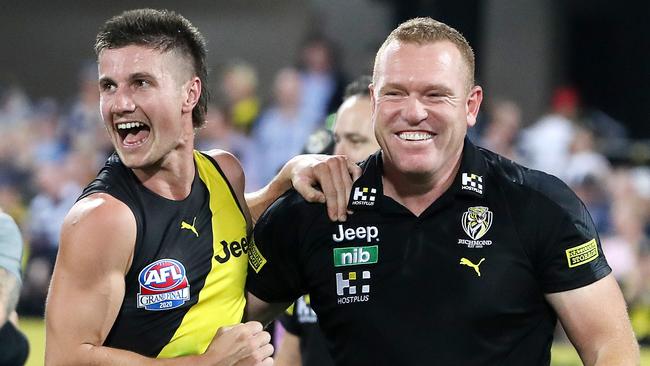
xmin=546 ymin=274 xmax=640 ymax=366
xmin=245 ymin=154 xmax=361 ymax=223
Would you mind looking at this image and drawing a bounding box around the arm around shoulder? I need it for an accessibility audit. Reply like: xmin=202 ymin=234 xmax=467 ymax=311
xmin=546 ymin=274 xmax=640 ymax=366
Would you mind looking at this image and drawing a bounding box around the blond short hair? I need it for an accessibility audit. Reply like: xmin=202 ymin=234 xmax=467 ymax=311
xmin=373 ymin=17 xmax=475 ymax=89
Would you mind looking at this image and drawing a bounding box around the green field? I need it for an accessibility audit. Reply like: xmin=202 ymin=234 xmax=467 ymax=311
xmin=20 ymin=317 xmax=650 ymax=365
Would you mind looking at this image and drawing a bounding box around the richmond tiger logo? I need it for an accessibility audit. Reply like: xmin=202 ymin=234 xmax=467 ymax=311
xmin=461 ymin=206 xmax=493 ymax=240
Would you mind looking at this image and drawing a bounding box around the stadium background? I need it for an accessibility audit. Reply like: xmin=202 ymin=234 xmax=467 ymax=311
xmin=1 ymin=0 xmax=648 ymax=364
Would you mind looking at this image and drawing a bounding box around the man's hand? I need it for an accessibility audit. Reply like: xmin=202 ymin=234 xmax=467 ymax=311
xmin=207 ymin=321 xmax=273 ymax=366
xmin=288 ymin=154 xmax=361 ymax=222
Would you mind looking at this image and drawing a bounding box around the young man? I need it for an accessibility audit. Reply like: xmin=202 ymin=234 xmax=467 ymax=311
xmin=246 ymin=18 xmax=640 ymax=365
xmin=45 ymin=9 xmax=357 ymax=365
xmin=275 ymin=75 xmax=379 ymax=366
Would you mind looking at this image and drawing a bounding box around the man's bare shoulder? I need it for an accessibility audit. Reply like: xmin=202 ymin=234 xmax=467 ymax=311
xmin=60 ymin=193 xmax=136 ymax=269
xmin=202 ymin=149 xmax=245 ymax=191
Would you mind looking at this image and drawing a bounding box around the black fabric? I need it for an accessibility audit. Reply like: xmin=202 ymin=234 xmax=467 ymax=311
xmin=248 ymin=139 xmax=611 ymax=366
xmin=0 ymin=321 xmax=29 ymax=366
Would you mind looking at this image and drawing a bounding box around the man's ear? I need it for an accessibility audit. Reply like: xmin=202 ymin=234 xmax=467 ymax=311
xmin=466 ymin=85 xmax=483 ymax=128
xmin=182 ymin=76 xmax=201 ymax=114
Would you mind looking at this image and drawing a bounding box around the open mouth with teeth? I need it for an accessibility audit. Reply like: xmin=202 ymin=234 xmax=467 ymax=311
xmin=397 ymin=131 xmax=434 ymax=141
xmin=116 ymin=121 xmax=151 ymax=146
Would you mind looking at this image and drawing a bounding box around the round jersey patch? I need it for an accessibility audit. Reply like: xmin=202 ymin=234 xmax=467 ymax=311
xmin=137 ymin=259 xmax=190 ymax=311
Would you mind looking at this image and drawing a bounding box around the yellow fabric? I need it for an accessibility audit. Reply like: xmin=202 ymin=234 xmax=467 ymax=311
xmin=157 ymin=151 xmax=248 ymax=357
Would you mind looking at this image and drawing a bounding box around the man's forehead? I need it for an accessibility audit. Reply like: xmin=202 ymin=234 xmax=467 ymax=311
xmin=98 ymin=45 xmax=189 ymax=77
xmin=374 ymin=40 xmax=468 ymax=87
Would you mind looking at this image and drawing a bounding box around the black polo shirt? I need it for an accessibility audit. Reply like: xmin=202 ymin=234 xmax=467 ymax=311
xmin=247 ymin=139 xmax=611 ymax=366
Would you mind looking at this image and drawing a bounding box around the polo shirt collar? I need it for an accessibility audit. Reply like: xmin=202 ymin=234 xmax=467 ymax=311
xmin=346 ymin=138 xmax=488 ymax=212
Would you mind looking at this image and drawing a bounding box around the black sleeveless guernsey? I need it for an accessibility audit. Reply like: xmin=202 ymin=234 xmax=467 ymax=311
xmin=78 ymin=151 xmax=249 ymax=357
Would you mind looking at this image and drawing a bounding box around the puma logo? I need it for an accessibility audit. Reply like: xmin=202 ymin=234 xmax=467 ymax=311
xmin=460 ymin=257 xmax=485 ymax=277
xmin=181 ymin=217 xmax=199 ymax=237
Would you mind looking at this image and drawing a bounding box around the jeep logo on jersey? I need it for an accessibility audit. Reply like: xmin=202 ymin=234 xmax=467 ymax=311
xmin=332 ymin=224 xmax=379 ymax=243
xmin=214 ymin=237 xmax=249 ymax=264
xmin=350 ymin=186 xmax=377 ymax=207
xmin=137 ymin=259 xmax=190 ymax=311
xmin=462 ymin=173 xmax=483 ymax=194
xmin=333 ymin=246 xmax=378 ymax=267
xmin=462 ymin=206 xmax=493 ymax=240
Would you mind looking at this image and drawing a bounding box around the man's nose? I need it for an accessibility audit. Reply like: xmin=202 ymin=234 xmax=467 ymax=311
xmin=334 ymin=143 xmax=347 ymax=157
xmin=403 ymin=96 xmax=427 ymax=124
xmin=111 ymin=88 xmax=136 ymax=114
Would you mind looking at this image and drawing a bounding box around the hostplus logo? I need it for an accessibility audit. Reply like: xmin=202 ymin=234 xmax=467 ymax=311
xmin=461 ymin=173 xmax=483 ymax=194
xmin=350 ymin=186 xmax=377 ymax=207
xmin=336 ymin=270 xmax=371 ymax=304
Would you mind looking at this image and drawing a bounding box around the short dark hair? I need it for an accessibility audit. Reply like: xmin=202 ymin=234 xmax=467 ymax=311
xmin=95 ymin=8 xmax=209 ymax=128
xmin=343 ymin=75 xmax=372 ymax=100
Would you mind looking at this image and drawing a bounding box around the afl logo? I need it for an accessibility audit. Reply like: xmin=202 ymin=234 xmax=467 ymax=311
xmin=137 ymin=259 xmax=190 ymax=311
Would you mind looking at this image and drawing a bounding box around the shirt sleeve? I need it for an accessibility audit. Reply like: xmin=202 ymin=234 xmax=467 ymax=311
xmin=527 ymin=175 xmax=611 ymax=293
xmin=0 ymin=213 xmax=23 ymax=281
xmin=246 ymin=191 xmax=308 ymax=303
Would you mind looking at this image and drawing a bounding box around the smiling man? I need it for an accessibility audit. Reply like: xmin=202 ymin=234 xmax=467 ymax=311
xmin=246 ymin=17 xmax=639 ymax=365
xmin=45 ymin=9 xmax=358 ymax=365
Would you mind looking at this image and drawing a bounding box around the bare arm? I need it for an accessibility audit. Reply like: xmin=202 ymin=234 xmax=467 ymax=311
xmin=546 ymin=274 xmax=640 ymax=366
xmin=245 ymin=154 xmax=362 ymax=224
xmin=274 ymin=331 xmax=301 ymax=366
xmin=245 ymin=292 xmax=291 ymax=327
xmin=46 ymin=195 xmax=271 ymax=366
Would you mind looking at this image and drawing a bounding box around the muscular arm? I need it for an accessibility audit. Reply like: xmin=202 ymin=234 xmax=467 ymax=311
xmin=244 ymin=154 xmax=361 ymax=224
xmin=46 ymin=194 xmax=272 ymax=366
xmin=546 ymin=274 xmax=640 ymax=366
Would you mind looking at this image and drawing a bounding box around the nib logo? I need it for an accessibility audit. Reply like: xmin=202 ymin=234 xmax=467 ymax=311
xmin=333 ymin=246 xmax=378 ymax=267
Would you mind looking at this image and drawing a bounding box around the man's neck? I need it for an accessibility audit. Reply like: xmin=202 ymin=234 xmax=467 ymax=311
xmin=132 ymin=145 xmax=196 ymax=201
xmin=382 ymin=155 xmax=462 ymax=217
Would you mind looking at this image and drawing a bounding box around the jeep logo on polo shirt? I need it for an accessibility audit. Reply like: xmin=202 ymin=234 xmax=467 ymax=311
xmin=350 ymin=186 xmax=377 ymax=207
xmin=332 ymin=224 xmax=379 ymax=243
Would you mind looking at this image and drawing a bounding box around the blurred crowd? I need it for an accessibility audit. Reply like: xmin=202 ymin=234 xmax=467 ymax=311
xmin=1 ymin=33 xmax=649 ymax=344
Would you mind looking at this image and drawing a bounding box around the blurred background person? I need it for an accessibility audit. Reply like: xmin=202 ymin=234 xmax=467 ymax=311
xmin=297 ymin=34 xmax=347 ymax=127
xmin=0 ymin=209 xmax=29 ymax=366
xmin=478 ymin=98 xmax=523 ymax=163
xmin=195 ymin=103 xmax=261 ymax=190
xmin=520 ymin=86 xmax=580 ymax=178
xmin=19 ymin=161 xmax=80 ymax=316
xmin=220 ymin=60 xmax=261 ymax=135
xmin=251 ymin=67 xmax=320 ymax=186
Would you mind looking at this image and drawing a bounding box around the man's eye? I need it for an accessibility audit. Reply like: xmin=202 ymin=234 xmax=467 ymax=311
xmin=135 ymin=79 xmax=150 ymax=87
xmin=100 ymin=82 xmax=115 ymax=91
